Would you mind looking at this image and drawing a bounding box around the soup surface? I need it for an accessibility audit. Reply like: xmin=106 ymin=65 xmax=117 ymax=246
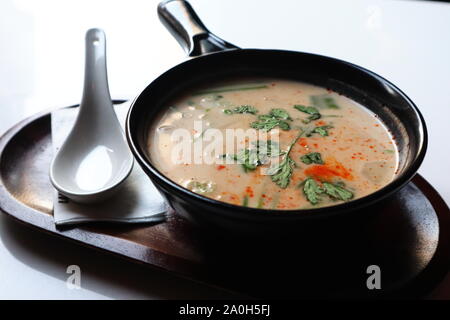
xmin=148 ymin=79 xmax=398 ymax=209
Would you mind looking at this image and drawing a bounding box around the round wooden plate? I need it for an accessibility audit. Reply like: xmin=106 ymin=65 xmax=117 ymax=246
xmin=0 ymin=104 xmax=449 ymax=298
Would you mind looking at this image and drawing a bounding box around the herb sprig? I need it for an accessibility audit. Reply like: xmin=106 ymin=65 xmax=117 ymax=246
xmin=226 ymin=140 xmax=284 ymax=172
xmin=294 ymin=105 xmax=321 ymax=123
xmin=301 ymin=152 xmax=324 ymax=165
xmin=310 ymin=94 xmax=340 ymax=109
xmin=186 ymin=181 xmax=215 ymax=194
xmin=322 ymin=182 xmax=353 ymax=201
xmin=267 ymin=157 xmax=296 ymax=189
xmin=303 ymin=178 xmax=323 ymax=205
xmin=224 ymin=105 xmax=258 ymax=115
xmin=243 ymin=195 xmax=249 ymax=207
xmin=306 ymin=125 xmax=333 ymax=137
xmin=301 ymin=178 xmax=354 ymax=205
xmin=266 ymin=130 xmax=305 ymax=189
xmin=251 ymin=108 xmax=292 ymax=131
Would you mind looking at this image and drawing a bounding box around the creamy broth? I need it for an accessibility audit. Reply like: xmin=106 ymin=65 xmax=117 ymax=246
xmin=148 ymin=79 xmax=398 ymax=209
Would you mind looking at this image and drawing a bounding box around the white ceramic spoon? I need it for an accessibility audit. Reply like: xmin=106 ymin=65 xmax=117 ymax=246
xmin=50 ymin=28 xmax=133 ymax=204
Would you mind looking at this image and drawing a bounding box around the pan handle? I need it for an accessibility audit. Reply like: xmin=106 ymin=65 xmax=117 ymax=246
xmin=158 ymin=0 xmax=239 ymax=57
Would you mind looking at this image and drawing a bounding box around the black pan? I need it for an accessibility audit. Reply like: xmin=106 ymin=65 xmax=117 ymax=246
xmin=126 ymin=0 xmax=427 ymax=235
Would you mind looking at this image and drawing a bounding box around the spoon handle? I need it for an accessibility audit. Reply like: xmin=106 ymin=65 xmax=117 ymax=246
xmin=80 ymin=28 xmax=113 ymax=113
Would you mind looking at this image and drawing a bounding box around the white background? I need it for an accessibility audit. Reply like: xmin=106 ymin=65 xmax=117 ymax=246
xmin=0 ymin=0 xmax=449 ymax=299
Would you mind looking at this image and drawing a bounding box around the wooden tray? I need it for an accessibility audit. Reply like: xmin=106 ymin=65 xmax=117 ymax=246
xmin=1 ymin=103 xmax=449 ymax=299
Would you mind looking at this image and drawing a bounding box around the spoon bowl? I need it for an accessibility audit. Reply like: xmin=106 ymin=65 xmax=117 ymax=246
xmin=50 ymin=29 xmax=133 ymax=203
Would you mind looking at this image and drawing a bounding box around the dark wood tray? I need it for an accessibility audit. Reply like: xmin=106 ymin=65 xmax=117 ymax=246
xmin=1 ymin=104 xmax=449 ymax=299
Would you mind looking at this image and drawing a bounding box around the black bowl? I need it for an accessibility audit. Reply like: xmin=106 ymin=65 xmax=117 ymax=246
xmin=125 ymin=1 xmax=427 ymax=236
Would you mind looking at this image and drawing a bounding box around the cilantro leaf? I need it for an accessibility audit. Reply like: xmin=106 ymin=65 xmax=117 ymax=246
xmin=301 ymin=152 xmax=324 ymax=165
xmin=234 ymin=105 xmax=258 ymax=114
xmin=310 ymin=94 xmax=340 ymax=109
xmin=253 ymin=140 xmax=285 ymax=164
xmin=243 ymin=195 xmax=249 ymax=207
xmin=302 ymin=178 xmax=324 ymax=205
xmin=269 ymin=108 xmax=292 ymax=120
xmin=251 ymin=117 xmax=291 ymax=131
xmin=267 ymin=129 xmax=305 ymax=189
xmin=226 ymin=140 xmax=283 ymax=172
xmin=224 ymin=105 xmax=258 ymax=115
xmin=306 ymin=125 xmax=333 ymax=137
xmin=268 ymin=157 xmax=296 ymax=189
xmin=294 ymin=105 xmax=322 ymax=123
xmin=186 ymin=181 xmax=215 ymax=194
xmin=234 ymin=149 xmax=259 ymax=172
xmin=250 ymin=108 xmax=292 ymax=131
xmin=300 ymin=179 xmax=354 ymax=205
xmin=322 ymin=182 xmax=354 ymax=201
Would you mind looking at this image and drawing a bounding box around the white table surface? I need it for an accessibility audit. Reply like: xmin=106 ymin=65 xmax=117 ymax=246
xmin=0 ymin=0 xmax=449 ymax=299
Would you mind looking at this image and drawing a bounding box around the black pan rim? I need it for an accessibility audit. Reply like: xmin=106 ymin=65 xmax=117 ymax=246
xmin=126 ymin=48 xmax=428 ymax=220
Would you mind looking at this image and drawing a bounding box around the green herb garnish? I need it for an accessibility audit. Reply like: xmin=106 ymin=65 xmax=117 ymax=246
xmin=257 ymin=196 xmax=265 ymax=208
xmin=302 ymin=178 xmax=324 ymax=205
xmin=267 ymin=130 xmax=304 ymax=188
xmin=234 ymin=149 xmax=260 ymax=172
xmin=243 ymin=195 xmax=249 ymax=207
xmin=310 ymin=94 xmax=340 ymax=109
xmin=322 ymin=182 xmax=354 ymax=201
xmin=193 ymin=85 xmax=268 ymax=96
xmin=269 ymin=108 xmax=292 ymax=120
xmin=267 ymin=157 xmax=296 ymax=189
xmin=254 ymin=140 xmax=285 ymax=161
xmin=322 ymin=115 xmax=343 ymax=118
xmin=251 ymin=117 xmax=290 ymax=131
xmin=251 ymin=108 xmax=292 ymax=131
xmin=186 ymin=181 xmax=215 ymax=194
xmin=306 ymin=125 xmax=333 ymax=137
xmin=294 ymin=105 xmax=321 ymax=123
xmin=226 ymin=140 xmax=283 ymax=172
xmin=384 ymin=149 xmax=395 ymax=154
xmin=300 ymin=179 xmax=354 ymax=205
xmin=301 ymin=152 xmax=324 ymax=165
xmin=223 ymin=105 xmax=258 ymax=115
